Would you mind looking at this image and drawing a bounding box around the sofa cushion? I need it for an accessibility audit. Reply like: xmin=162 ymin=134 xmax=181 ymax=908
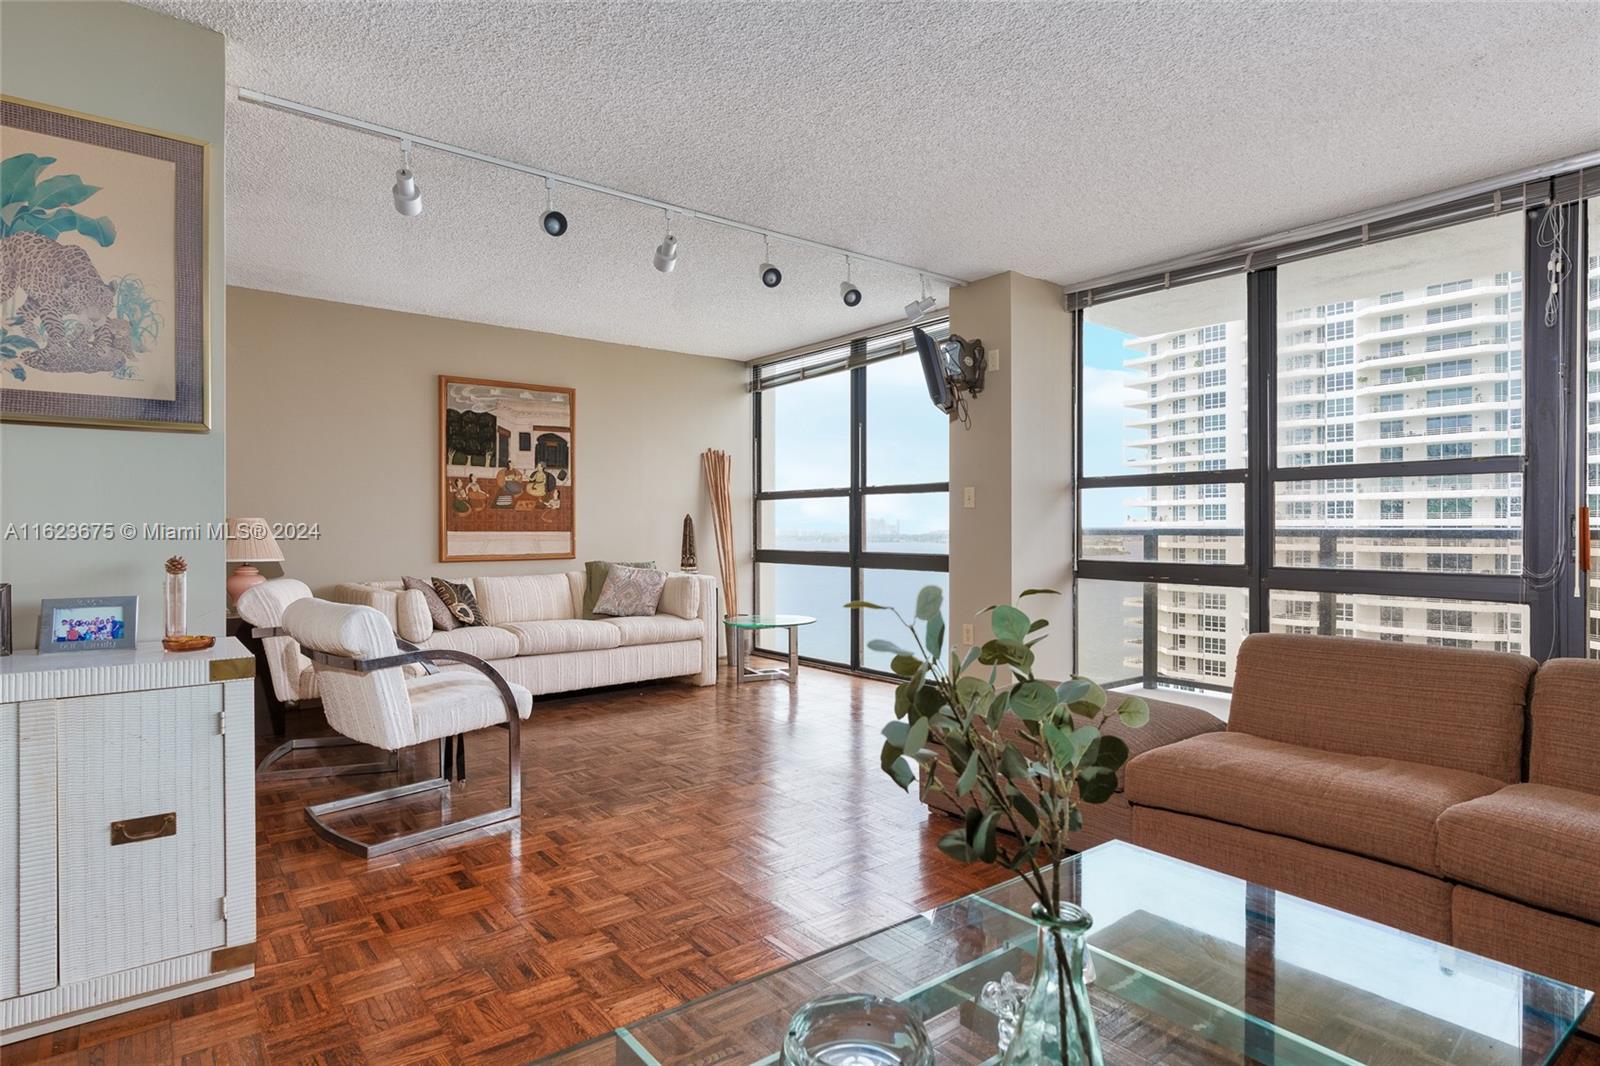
xmin=393 ymin=588 xmax=434 ymax=643
xmin=497 ymin=619 xmax=622 ymax=656
xmin=1127 ymin=732 xmax=1503 ymax=875
xmin=603 ymin=615 xmax=705 ymax=646
xmin=406 ymin=671 xmax=532 ymax=740
xmin=403 ymin=576 xmax=457 ymax=631
xmin=415 ymin=625 xmax=520 ymax=661
xmin=582 ymin=561 xmax=655 ymax=619
xmin=431 ymin=577 xmax=484 ymax=626
xmin=1437 ymin=784 xmax=1600 ymax=924
xmin=658 ymin=574 xmax=701 ymax=621
xmin=473 ymin=574 xmax=575 ymax=624
xmin=1228 ymin=634 xmax=1535 ymax=782
xmin=1529 ymin=659 xmax=1600 ymax=796
xmin=594 ymin=564 xmax=668 ymax=617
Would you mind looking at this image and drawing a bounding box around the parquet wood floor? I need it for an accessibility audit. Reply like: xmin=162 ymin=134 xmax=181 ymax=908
xmin=7 ymin=669 xmax=1011 ymax=1065
xmin=9 ymin=668 xmax=1598 ymax=1066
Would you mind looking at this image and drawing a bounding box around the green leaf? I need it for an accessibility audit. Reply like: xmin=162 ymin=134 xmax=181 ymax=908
xmin=1092 ymin=734 xmax=1131 ymax=772
xmin=937 ymin=826 xmax=972 ymax=862
xmin=960 ymin=644 xmax=981 ymax=670
xmin=866 ymin=638 xmax=912 ymax=655
xmin=882 ymin=721 xmax=910 ymax=748
xmin=956 ymin=755 xmax=980 ymax=797
xmin=990 ymin=605 xmax=1028 ymax=642
xmin=1069 ymin=725 xmax=1100 ymax=760
xmin=886 ymin=755 xmax=917 ymax=791
xmin=1008 ymin=679 xmax=1056 ymax=721
xmin=1077 ymin=765 xmax=1118 ymax=804
xmin=972 ymin=811 xmax=1000 ymax=862
xmin=903 ymin=718 xmax=930 ymax=754
xmin=1 ymin=154 xmax=54 ymax=209
xmin=1000 ymin=743 xmax=1029 ymax=780
xmin=1116 ymin=696 xmax=1151 ymax=728
xmin=1027 ymin=618 xmax=1049 ymax=633
xmin=1018 ymin=588 xmax=1061 ymax=598
xmin=955 ymin=674 xmax=993 ymax=704
xmin=1069 ymin=676 xmax=1107 ymax=711
xmin=28 ymin=173 xmax=100 ymax=211
xmin=1042 ymin=721 xmax=1078 ymax=769
xmin=1056 ymin=678 xmax=1094 ymax=704
xmin=1007 ymin=786 xmax=1040 ymax=829
xmin=889 ymin=653 xmax=922 ymax=678
xmin=925 ymin=613 xmax=945 ymax=660
xmin=977 ymin=638 xmax=1031 ymax=668
xmin=914 ymin=585 xmax=943 ymax=621
xmin=844 ymin=600 xmax=888 ymax=610
xmin=893 ymin=682 xmax=914 ymax=720
xmin=913 ymin=684 xmax=947 ymax=719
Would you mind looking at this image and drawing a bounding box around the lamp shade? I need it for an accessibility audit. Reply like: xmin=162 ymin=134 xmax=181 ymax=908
xmin=224 ymin=517 xmax=284 ymax=564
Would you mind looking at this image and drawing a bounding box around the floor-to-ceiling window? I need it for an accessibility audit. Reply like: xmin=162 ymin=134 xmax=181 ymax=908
xmin=753 ymin=323 xmax=950 ymax=673
xmin=1074 ymin=176 xmax=1595 ymax=698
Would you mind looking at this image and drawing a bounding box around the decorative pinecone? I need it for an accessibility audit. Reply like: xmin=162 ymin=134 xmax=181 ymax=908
xmin=165 ymin=555 xmax=188 ymax=575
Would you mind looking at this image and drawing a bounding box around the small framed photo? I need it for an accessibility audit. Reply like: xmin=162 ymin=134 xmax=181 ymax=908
xmin=37 ymin=596 xmax=138 ymax=653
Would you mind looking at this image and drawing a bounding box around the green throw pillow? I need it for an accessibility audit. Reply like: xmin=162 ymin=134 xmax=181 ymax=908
xmin=583 ymin=560 xmax=655 ymax=619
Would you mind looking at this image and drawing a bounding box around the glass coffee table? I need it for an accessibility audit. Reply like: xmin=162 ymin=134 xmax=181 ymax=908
xmin=531 ymin=841 xmax=1592 ymax=1065
xmin=723 ymin=614 xmax=815 ymax=686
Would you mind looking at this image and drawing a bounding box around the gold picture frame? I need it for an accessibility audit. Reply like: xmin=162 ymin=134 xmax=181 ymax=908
xmin=1 ymin=94 xmax=210 ymax=431
xmin=439 ymin=375 xmax=576 ymax=561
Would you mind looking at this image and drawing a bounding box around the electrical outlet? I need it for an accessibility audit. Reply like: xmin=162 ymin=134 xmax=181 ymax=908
xmin=961 ymin=623 xmax=974 ymax=645
xmin=963 ymin=486 xmax=976 ymax=509
xmin=988 ymin=347 xmax=1000 ymax=372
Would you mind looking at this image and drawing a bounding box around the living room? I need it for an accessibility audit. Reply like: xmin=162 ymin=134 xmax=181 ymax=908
xmin=2 ymin=1 xmax=1598 ymax=1063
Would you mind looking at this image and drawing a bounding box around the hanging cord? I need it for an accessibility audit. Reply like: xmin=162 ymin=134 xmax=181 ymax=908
xmin=1520 ymin=202 xmax=1573 ymax=665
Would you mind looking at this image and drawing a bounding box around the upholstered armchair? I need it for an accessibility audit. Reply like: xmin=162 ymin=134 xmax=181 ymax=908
xmin=282 ymin=597 xmax=532 ymax=857
xmin=237 ymin=577 xmax=398 ymax=780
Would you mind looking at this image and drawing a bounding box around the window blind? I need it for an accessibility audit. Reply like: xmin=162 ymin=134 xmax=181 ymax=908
xmin=750 ymin=318 xmax=950 ymax=391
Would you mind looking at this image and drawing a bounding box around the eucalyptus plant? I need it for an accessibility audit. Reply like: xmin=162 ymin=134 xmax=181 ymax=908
xmin=847 ymin=585 xmax=1147 ymax=920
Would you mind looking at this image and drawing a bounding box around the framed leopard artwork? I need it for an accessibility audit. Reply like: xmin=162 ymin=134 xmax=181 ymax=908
xmin=1 ymin=95 xmax=209 ymax=430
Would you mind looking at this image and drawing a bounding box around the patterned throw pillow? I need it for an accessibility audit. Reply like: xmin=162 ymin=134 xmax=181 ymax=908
xmin=404 ymin=576 xmax=457 ymax=631
xmin=430 ymin=577 xmax=483 ymax=626
xmin=593 ymin=564 xmax=668 ymax=618
xmin=583 ymin=560 xmax=655 ymax=619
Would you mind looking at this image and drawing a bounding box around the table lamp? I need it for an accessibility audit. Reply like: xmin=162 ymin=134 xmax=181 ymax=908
xmin=225 ymin=517 xmax=284 ymax=607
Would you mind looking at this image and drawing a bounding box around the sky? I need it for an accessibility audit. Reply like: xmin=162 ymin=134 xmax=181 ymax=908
xmin=764 ymin=332 xmax=1138 ymax=534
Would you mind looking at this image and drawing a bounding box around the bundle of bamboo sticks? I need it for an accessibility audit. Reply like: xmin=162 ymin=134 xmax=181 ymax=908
xmin=701 ymin=449 xmax=738 ymax=619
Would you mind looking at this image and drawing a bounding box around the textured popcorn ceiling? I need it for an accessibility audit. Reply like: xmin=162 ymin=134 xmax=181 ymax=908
xmin=135 ymin=1 xmax=1600 ymax=360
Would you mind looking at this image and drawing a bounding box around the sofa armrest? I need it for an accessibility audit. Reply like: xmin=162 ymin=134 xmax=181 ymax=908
xmin=331 ymin=582 xmax=431 ymax=643
xmin=693 ymin=573 xmax=720 ymax=686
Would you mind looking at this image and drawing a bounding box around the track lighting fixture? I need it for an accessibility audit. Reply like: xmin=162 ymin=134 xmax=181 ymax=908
xmin=905 ymin=275 xmax=935 ymax=322
xmin=391 ymin=140 xmax=422 ymax=217
xmin=759 ymin=235 xmax=782 ymax=288
xmin=840 ymin=256 xmax=862 ymax=307
xmin=654 ymin=211 xmax=678 ymax=273
xmin=540 ymin=177 xmax=568 ymax=236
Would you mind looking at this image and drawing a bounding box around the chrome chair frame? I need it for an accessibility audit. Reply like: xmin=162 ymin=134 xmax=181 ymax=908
xmin=250 ymin=624 xmax=400 ymax=780
xmin=300 ymin=645 xmax=522 ymax=858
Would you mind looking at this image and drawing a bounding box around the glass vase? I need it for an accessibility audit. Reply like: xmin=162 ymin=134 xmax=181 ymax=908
xmin=999 ymin=902 xmax=1103 ymax=1066
xmin=164 ymin=572 xmax=187 ymax=638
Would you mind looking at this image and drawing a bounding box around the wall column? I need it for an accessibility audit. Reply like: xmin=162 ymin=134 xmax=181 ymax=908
xmin=948 ymin=272 xmax=1074 ymax=679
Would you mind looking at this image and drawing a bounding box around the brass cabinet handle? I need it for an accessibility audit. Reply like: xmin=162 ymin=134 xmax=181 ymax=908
xmin=111 ymin=811 xmax=177 ymax=845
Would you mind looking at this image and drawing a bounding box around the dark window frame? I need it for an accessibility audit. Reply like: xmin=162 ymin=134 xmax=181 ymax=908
xmin=752 ymin=328 xmax=951 ymax=675
xmin=1072 ymin=198 xmax=1590 ymax=689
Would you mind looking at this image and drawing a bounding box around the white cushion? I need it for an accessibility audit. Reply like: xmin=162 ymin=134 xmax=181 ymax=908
xmin=405 ymin=671 xmax=532 ymax=742
xmin=415 ymin=625 xmax=521 ymax=660
xmin=473 ymin=574 xmax=575 ymax=624
xmin=394 ymin=588 xmax=433 ymax=643
xmin=603 ymin=615 xmax=706 ymax=646
xmin=657 ymin=574 xmax=701 ymax=620
xmin=236 ymin=578 xmax=319 ymax=703
xmin=497 ymin=619 xmax=621 ymax=656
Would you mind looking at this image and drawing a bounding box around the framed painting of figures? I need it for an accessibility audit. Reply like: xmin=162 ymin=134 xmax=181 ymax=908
xmin=440 ymin=375 xmax=576 ymax=561
xmin=1 ymin=96 xmax=209 ymax=430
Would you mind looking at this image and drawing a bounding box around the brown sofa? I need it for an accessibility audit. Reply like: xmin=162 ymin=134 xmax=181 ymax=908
xmin=1126 ymin=634 xmax=1600 ymax=1036
xmin=926 ymin=690 xmax=1225 ymax=852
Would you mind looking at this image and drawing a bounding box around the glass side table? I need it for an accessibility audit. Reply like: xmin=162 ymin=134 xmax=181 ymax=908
xmin=724 ymin=614 xmax=815 ymax=686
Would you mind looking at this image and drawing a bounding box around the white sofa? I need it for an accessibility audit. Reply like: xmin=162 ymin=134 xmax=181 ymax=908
xmin=333 ymin=571 xmax=719 ymax=695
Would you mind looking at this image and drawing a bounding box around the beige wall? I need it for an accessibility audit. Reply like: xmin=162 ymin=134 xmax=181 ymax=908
xmin=226 ymin=288 xmax=751 ymax=607
xmin=0 ymin=2 xmax=226 ymax=647
xmin=949 ymin=272 xmax=1074 ymax=679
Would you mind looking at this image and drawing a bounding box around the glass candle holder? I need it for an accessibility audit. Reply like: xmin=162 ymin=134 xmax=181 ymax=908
xmin=783 ymin=994 xmax=932 ymax=1066
xmin=164 ymin=571 xmax=187 ymax=638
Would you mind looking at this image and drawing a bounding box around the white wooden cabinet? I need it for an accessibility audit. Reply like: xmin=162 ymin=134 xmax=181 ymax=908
xmin=1 ymin=639 xmax=257 ymax=1044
